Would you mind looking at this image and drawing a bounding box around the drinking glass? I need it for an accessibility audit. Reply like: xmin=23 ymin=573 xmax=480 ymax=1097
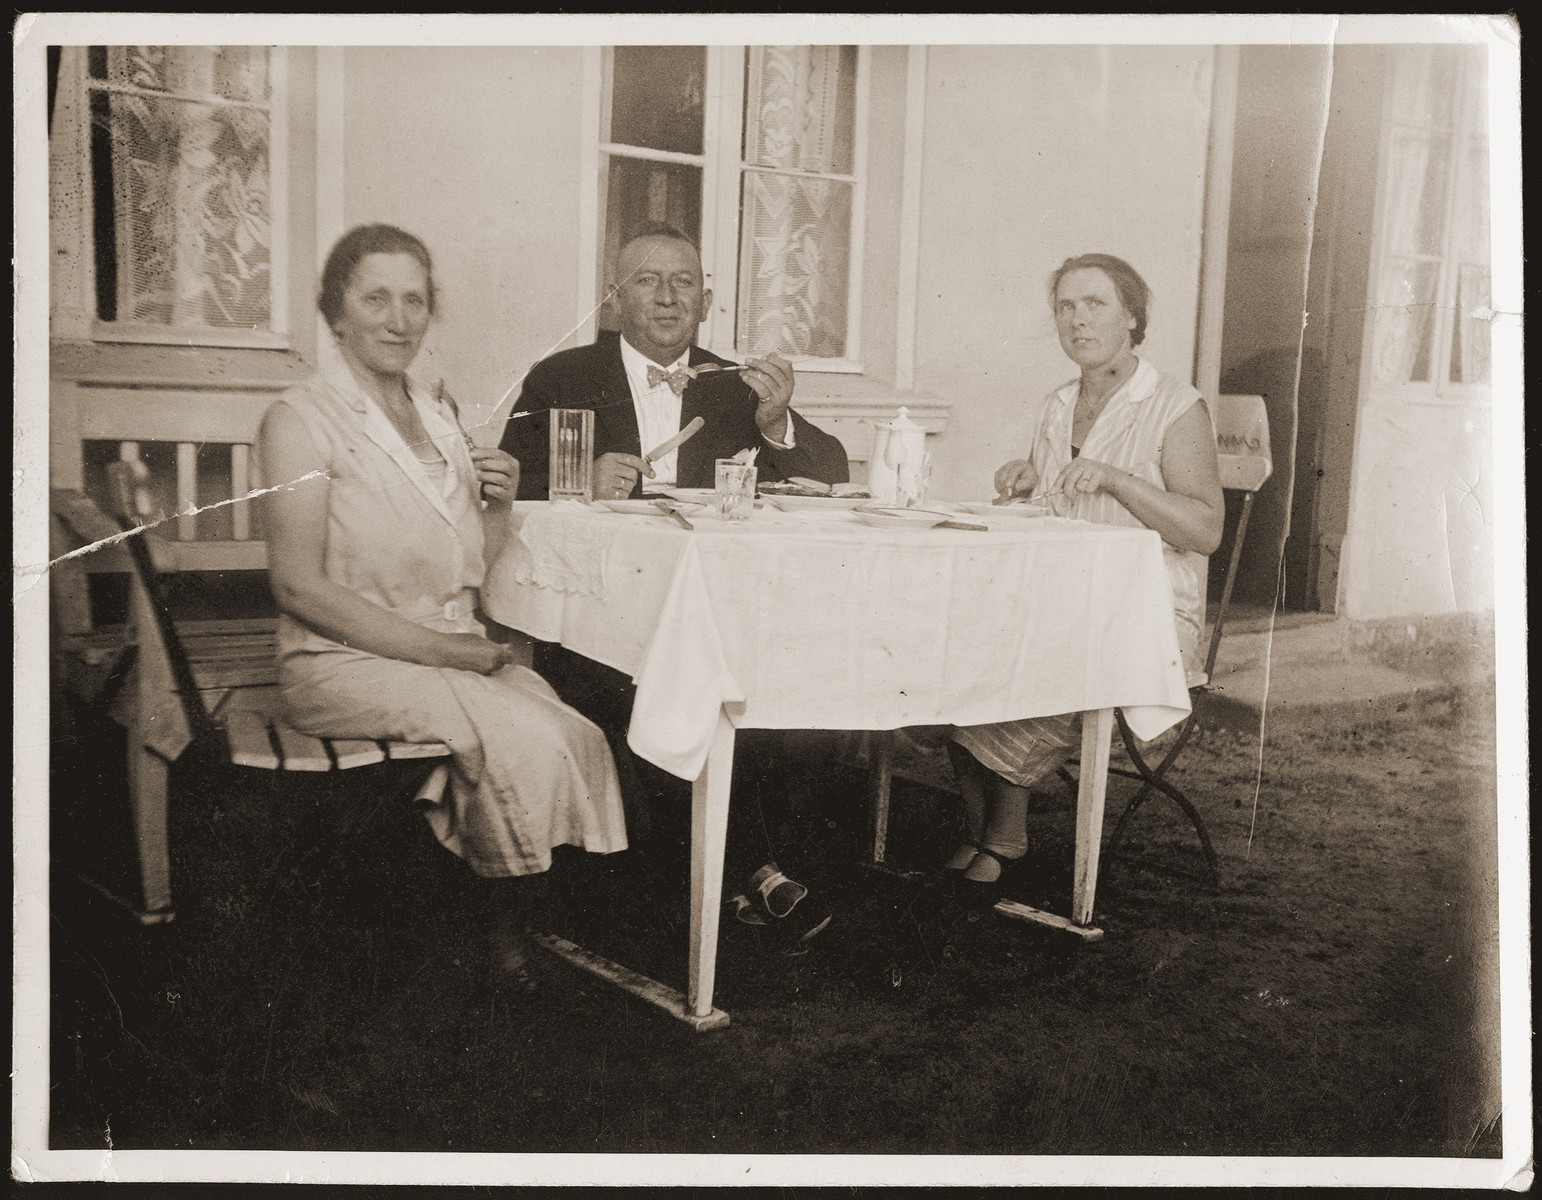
xmin=897 ymin=458 xmax=933 ymax=508
xmin=548 ymin=408 xmax=595 ymax=502
xmin=714 ymin=459 xmax=757 ymax=520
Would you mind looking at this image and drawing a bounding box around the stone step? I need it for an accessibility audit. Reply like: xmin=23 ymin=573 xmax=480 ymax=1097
xmin=1210 ymin=618 xmax=1352 ymax=675
xmin=1198 ymin=659 xmax=1446 ymax=733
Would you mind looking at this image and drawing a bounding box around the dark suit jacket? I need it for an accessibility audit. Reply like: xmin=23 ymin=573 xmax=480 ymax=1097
xmin=500 ymin=332 xmax=850 ymax=500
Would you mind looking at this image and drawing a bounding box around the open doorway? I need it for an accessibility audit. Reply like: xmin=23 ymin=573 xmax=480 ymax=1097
xmin=1213 ymin=45 xmax=1405 ymax=616
xmin=1212 ymin=44 xmax=1331 ymax=613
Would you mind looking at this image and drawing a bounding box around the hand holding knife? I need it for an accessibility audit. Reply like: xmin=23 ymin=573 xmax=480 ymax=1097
xmin=643 ymin=416 xmax=706 ymax=465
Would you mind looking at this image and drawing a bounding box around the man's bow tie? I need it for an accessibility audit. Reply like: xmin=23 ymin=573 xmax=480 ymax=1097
xmin=647 ymin=364 xmax=692 ymax=396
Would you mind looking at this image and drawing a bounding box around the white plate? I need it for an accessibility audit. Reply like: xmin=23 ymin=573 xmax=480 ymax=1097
xmin=955 ymin=500 xmax=1053 ymax=518
xmin=767 ymin=495 xmax=870 ymax=512
xmin=600 ymin=499 xmax=705 ymax=516
xmin=852 ymin=506 xmax=954 ymax=530
xmin=661 ymin=487 xmax=766 ymax=511
xmin=661 ymin=488 xmax=719 ymax=504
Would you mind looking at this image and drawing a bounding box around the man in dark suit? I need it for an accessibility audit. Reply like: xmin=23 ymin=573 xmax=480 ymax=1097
xmin=500 ymin=222 xmax=848 ymax=500
xmin=497 ymin=222 xmax=846 ymax=945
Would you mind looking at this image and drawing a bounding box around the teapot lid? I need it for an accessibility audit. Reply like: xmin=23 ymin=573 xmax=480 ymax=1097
xmin=876 ymin=406 xmax=921 ymax=431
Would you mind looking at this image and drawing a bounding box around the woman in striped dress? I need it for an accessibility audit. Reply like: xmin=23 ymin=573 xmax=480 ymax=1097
xmin=948 ymin=254 xmax=1225 ymax=902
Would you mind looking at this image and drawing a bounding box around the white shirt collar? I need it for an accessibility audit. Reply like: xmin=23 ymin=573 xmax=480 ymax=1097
xmin=619 ymin=335 xmax=689 ymax=388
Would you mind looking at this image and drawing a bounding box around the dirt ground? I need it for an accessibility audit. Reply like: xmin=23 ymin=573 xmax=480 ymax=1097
xmin=46 ymin=679 xmax=1503 ymax=1166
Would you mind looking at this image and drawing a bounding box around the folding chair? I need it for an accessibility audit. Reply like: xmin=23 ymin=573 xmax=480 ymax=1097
xmin=1100 ymin=393 xmax=1273 ymax=886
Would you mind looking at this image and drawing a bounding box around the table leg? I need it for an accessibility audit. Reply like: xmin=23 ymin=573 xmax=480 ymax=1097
xmin=1072 ymin=707 xmax=1115 ymax=927
xmin=869 ymin=729 xmax=895 ymax=865
xmin=688 ymin=710 xmax=736 ymax=1019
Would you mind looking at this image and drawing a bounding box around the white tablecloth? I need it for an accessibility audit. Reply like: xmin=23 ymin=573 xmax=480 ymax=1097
xmin=482 ymin=503 xmax=1192 ymax=780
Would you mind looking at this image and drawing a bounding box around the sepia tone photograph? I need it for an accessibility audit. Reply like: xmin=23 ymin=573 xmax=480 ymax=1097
xmin=13 ymin=12 xmax=1528 ymax=1189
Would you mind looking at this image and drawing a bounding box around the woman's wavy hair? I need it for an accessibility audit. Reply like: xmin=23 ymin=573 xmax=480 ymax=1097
xmin=318 ymin=224 xmax=438 ymax=328
xmin=1048 ymin=253 xmax=1151 ymax=347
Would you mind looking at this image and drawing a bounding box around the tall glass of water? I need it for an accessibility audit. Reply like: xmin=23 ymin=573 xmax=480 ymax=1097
xmin=548 ymin=408 xmax=595 ymax=502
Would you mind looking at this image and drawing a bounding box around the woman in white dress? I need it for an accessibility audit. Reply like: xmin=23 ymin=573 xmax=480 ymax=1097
xmin=948 ymin=254 xmax=1224 ymax=903
xmin=259 ymin=224 xmax=627 ymax=989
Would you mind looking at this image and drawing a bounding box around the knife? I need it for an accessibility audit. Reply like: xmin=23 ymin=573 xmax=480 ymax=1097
xmin=654 ymin=499 xmax=695 ymax=530
xmin=937 ymin=520 xmax=989 ymax=532
xmin=644 ymin=416 xmax=707 ymax=464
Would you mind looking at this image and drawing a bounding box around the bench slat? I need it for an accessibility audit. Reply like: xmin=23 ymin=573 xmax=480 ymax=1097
xmin=180 ymin=618 xmax=279 ymax=638
xmin=191 ymin=661 xmax=280 ymax=690
xmin=185 ymin=631 xmax=277 ymax=650
xmin=386 ymin=740 xmax=452 ymax=760
xmin=164 ymin=541 xmax=269 ymax=572
xmin=176 ymin=442 xmax=198 ymax=541
xmin=269 ymin=723 xmax=334 ymax=772
xmin=231 ymin=444 xmax=251 ymax=541
xmin=61 ymin=627 xmax=133 ymax=660
xmin=226 ymin=708 xmax=283 ymax=770
xmin=214 ymin=685 xmax=281 ymax=717
xmin=328 ymin=739 xmax=388 ymax=769
xmin=185 ymin=640 xmax=279 ymax=662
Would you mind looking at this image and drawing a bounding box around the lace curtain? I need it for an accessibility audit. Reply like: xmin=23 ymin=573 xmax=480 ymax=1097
xmin=99 ymin=46 xmax=272 ymax=330
xmin=738 ymin=46 xmax=856 ymax=359
xmin=1370 ymin=46 xmax=1489 ymax=389
xmin=1370 ymin=47 xmax=1449 ymax=387
xmin=1371 ymin=134 xmax=1440 ymax=385
xmin=1447 ymin=62 xmax=1490 ymax=387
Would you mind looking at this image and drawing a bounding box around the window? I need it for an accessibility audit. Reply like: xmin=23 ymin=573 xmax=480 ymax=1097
xmin=597 ymin=45 xmax=865 ymax=370
xmin=52 ymin=45 xmax=288 ymax=348
xmin=1370 ymin=44 xmax=1490 ymax=397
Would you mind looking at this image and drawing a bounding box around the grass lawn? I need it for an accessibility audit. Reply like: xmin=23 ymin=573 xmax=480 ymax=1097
xmin=46 ymin=681 xmax=1503 ymax=1165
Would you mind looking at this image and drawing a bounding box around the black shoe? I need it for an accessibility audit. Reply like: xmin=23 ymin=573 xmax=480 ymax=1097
xmin=941 ymin=843 xmax=979 ymax=874
xmin=956 ymin=848 xmax=1025 ymax=909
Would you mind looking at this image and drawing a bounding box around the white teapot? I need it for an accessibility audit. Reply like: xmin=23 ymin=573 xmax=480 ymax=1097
xmin=867 ymin=407 xmax=927 ymax=505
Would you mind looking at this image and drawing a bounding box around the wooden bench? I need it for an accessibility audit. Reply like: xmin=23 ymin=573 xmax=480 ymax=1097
xmin=50 ymin=447 xmax=449 ymax=925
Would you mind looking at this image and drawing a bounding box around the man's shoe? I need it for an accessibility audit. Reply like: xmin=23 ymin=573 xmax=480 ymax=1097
xmin=728 ymin=863 xmax=834 ymax=953
xmin=745 ymin=862 xmax=809 ymax=920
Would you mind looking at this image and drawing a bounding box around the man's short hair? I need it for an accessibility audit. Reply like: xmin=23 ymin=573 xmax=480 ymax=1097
xmin=619 ymin=221 xmax=700 ymax=259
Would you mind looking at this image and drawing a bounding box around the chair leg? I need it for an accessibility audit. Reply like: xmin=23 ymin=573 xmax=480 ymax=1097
xmin=1137 ymin=773 xmax=1220 ymax=885
xmin=1105 ymin=777 xmax=1155 ymax=863
xmin=127 ymin=741 xmax=176 ymax=922
xmin=1107 ymin=711 xmax=1219 ymax=891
